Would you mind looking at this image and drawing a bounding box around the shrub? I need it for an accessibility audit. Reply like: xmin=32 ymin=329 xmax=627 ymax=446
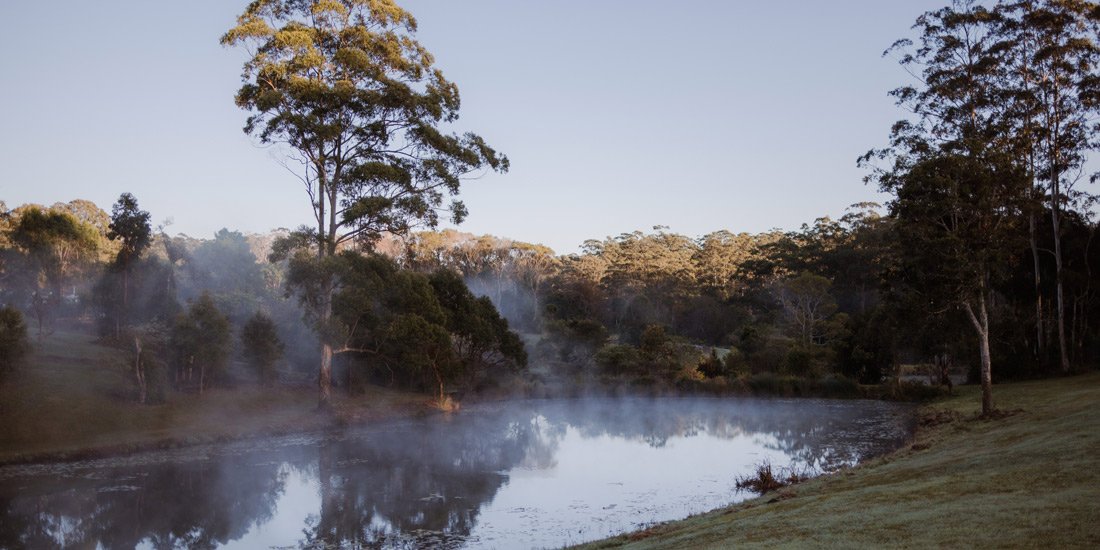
xmin=723 ymin=347 xmax=748 ymax=376
xmin=746 ymin=372 xmax=789 ymax=395
xmin=786 ymin=347 xmax=814 ymax=377
xmin=674 ymin=364 xmax=705 ymax=384
xmin=818 ymin=375 xmax=860 ymax=398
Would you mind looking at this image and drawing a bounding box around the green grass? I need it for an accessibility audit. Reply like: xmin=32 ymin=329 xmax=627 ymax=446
xmin=0 ymin=329 xmax=431 ymax=463
xmin=578 ymin=373 xmax=1100 ymax=549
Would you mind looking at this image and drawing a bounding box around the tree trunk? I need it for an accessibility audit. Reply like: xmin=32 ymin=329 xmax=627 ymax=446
xmin=436 ymin=369 xmax=445 ymax=404
xmin=1047 ymin=77 xmax=1071 ymax=374
xmin=978 ymin=315 xmax=993 ymax=415
xmin=318 ymin=275 xmax=334 ymax=410
xmin=964 ymin=297 xmax=994 ymax=416
xmin=133 ymin=336 xmax=146 ymax=405
xmin=315 ymin=169 xmax=338 ymax=412
xmin=33 ymin=291 xmax=45 ymax=341
xmin=1029 ymin=212 xmax=1043 ymax=357
xmin=1051 ymin=187 xmax=1070 ymax=373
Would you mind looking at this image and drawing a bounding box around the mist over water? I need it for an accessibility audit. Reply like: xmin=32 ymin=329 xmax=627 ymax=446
xmin=0 ymin=397 xmax=913 ymax=549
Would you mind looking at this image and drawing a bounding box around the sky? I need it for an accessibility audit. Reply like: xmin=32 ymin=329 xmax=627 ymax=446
xmin=0 ymin=1 xmax=947 ymax=254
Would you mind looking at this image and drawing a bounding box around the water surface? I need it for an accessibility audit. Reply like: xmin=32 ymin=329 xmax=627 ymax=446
xmin=0 ymin=397 xmax=913 ymax=549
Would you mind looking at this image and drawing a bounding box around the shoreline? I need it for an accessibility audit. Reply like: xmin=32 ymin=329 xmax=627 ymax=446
xmin=0 ymin=389 xmax=442 ymax=468
xmin=0 ymin=329 xmax=941 ymax=469
xmin=0 ymin=388 xmax=908 ymax=469
xmin=574 ymin=372 xmax=1100 ymax=549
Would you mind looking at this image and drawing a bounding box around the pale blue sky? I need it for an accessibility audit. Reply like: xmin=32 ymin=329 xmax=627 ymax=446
xmin=0 ymin=1 xmax=944 ymax=253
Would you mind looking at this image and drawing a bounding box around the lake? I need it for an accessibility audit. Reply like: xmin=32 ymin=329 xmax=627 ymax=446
xmin=0 ymin=397 xmax=913 ymax=549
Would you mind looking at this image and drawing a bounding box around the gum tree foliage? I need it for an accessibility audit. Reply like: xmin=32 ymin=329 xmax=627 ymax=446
xmin=890 ymin=154 xmax=1026 ymax=414
xmin=92 ymin=256 xmax=181 ymax=340
xmin=874 ymin=0 xmax=1100 ymax=376
xmin=183 ymin=229 xmax=267 ymax=324
xmin=427 ymin=269 xmax=527 ymax=374
xmin=170 ymin=293 xmax=232 ymax=394
xmin=865 ymin=0 xmax=1030 ymax=414
xmin=394 ymin=231 xmax=560 ymax=332
xmin=773 ymin=272 xmax=840 ymax=347
xmin=318 ymin=252 xmax=525 ymax=400
xmin=241 ymin=311 xmax=285 ymax=386
xmin=8 ymin=206 xmax=100 ymax=338
xmin=694 ymin=230 xmax=765 ymax=300
xmin=995 ymin=0 xmax=1100 ymax=372
xmin=223 ymin=0 xmax=508 ymax=407
xmin=107 ymin=193 xmax=152 ymax=336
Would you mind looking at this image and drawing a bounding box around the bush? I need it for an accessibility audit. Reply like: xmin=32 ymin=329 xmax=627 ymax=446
xmin=0 ymin=306 xmax=30 ymax=377
xmin=786 ymin=347 xmax=814 ymax=377
xmin=749 ymin=335 xmax=793 ymax=374
xmin=595 ymin=344 xmax=643 ymax=376
xmin=674 ymin=364 xmax=705 ymax=384
xmin=746 ymin=372 xmax=790 ymax=395
xmin=723 ymin=347 xmax=748 ymax=376
xmin=817 ymin=375 xmax=860 ymax=398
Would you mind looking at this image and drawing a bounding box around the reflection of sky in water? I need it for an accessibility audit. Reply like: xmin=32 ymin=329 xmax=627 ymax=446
xmin=223 ymin=466 xmax=314 ymax=549
xmin=468 ymin=425 xmax=788 ymax=549
xmin=1 ymin=398 xmax=913 ymax=550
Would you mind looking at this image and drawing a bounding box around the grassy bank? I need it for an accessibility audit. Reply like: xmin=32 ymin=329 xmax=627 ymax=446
xmin=0 ymin=329 xmax=432 ymax=464
xmin=580 ymin=372 xmax=1100 ymax=549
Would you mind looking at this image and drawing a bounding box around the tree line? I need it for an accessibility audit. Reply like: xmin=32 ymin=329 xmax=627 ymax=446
xmin=0 ymin=195 xmax=524 ymax=406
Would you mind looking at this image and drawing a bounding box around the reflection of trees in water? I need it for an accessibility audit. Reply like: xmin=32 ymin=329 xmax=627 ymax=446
xmin=532 ymin=398 xmax=912 ymax=470
xmin=0 ymin=452 xmax=288 ymax=549
xmin=0 ymin=398 xmax=910 ymax=549
xmin=301 ymin=412 xmax=563 ymax=548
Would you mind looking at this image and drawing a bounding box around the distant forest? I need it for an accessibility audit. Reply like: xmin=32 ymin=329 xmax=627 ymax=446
xmin=1 ymin=190 xmax=1097 ymax=407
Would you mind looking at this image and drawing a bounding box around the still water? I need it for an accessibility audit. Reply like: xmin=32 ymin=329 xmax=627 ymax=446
xmin=0 ymin=397 xmax=913 ymax=549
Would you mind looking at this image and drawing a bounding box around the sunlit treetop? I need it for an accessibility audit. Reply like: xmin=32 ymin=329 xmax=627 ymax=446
xmin=221 ymin=0 xmax=508 ymax=252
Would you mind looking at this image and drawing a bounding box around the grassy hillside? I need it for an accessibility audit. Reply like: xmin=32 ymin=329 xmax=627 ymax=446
xmin=581 ymin=373 xmax=1100 ymax=549
xmin=0 ymin=329 xmax=430 ymax=463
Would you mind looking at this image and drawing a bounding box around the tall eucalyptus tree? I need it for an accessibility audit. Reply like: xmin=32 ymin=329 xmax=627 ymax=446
xmin=997 ymin=0 xmax=1100 ymax=371
xmin=864 ymin=1 xmax=1025 ymax=413
xmin=222 ymin=0 xmax=508 ymax=407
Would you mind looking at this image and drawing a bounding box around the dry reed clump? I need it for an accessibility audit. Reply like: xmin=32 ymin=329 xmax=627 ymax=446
xmin=734 ymin=460 xmax=816 ymax=495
